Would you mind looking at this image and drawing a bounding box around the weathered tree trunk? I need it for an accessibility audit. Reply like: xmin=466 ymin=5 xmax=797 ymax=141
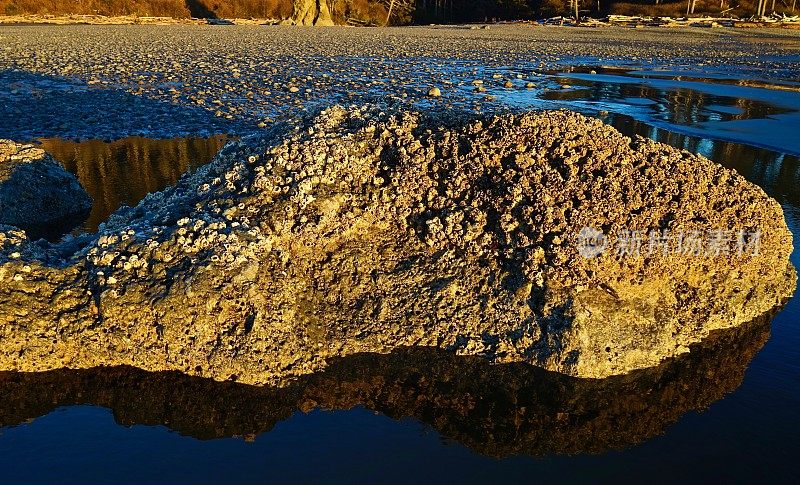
xmin=386 ymin=0 xmax=395 ymax=26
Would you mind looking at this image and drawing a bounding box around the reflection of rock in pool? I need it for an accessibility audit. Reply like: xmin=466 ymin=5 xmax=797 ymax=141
xmin=0 ymin=311 xmax=777 ymax=457
xmin=39 ymin=135 xmax=229 ymax=233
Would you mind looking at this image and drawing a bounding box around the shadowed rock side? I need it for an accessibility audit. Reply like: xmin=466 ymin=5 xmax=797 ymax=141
xmin=184 ymin=0 xmax=218 ymax=19
xmin=0 ymin=107 xmax=795 ymax=385
xmin=0 ymin=313 xmax=776 ymax=458
xmin=0 ymin=140 xmax=92 ymax=240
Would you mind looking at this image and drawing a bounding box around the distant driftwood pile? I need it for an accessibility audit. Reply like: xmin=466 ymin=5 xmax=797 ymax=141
xmin=0 ymin=14 xmax=276 ymax=25
xmin=543 ymin=13 xmax=800 ymax=29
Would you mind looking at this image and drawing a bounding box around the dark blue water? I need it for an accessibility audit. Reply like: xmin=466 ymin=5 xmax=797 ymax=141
xmin=1 ymin=70 xmax=799 ymax=484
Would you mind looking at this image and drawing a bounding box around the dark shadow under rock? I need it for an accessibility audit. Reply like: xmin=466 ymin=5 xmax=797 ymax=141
xmin=0 ymin=70 xmax=245 ymax=142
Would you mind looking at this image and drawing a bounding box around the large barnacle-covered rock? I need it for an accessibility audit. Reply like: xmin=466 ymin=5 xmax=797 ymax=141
xmin=0 ymin=106 xmax=794 ymax=385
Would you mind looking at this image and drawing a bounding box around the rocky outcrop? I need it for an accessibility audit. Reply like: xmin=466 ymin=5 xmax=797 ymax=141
xmin=0 ymin=106 xmax=795 ymax=386
xmin=0 ymin=312 xmax=777 ymax=457
xmin=0 ymin=140 xmax=92 ymax=239
xmin=285 ymin=0 xmax=335 ymax=26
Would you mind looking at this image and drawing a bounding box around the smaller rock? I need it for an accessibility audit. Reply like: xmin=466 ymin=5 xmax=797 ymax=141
xmin=428 ymin=87 xmax=442 ymax=97
xmin=0 ymin=140 xmax=92 ymax=239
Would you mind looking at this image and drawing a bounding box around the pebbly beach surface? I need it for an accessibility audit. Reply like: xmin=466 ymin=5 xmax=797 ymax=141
xmin=0 ymin=24 xmax=799 ymax=142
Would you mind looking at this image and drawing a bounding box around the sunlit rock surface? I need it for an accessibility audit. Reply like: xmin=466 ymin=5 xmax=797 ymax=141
xmin=0 ymin=140 xmax=92 ymax=239
xmin=284 ymin=0 xmax=335 ymax=26
xmin=0 ymin=107 xmax=795 ymax=385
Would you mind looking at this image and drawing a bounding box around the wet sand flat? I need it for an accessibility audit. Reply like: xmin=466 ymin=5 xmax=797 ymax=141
xmin=0 ymin=24 xmax=798 ymax=141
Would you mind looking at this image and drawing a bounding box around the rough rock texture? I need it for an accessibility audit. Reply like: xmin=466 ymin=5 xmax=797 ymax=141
xmin=0 ymin=140 xmax=92 ymax=238
xmin=0 ymin=312 xmax=775 ymax=457
xmin=0 ymin=107 xmax=795 ymax=386
xmin=286 ymin=0 xmax=334 ymax=26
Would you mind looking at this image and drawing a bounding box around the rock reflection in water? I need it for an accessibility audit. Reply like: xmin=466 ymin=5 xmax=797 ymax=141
xmin=0 ymin=312 xmax=775 ymax=458
xmin=542 ymin=75 xmax=790 ymax=125
xmin=39 ymin=135 xmax=229 ymax=233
